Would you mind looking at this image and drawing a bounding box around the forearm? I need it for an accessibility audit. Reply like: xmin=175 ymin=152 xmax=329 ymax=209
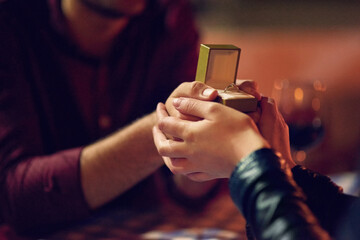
xmin=0 ymin=112 xmax=162 ymax=231
xmin=80 ymin=112 xmax=164 ymax=209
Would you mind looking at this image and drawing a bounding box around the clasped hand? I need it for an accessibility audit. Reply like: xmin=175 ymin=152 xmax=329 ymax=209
xmin=153 ymin=80 xmax=295 ymax=182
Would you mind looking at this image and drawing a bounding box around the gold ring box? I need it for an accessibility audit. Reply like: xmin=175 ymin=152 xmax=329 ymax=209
xmin=195 ymin=44 xmax=257 ymax=112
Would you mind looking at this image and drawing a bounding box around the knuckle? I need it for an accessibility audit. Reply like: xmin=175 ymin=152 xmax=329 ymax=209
xmin=183 ymin=99 xmax=197 ymax=113
xmin=157 ymin=120 xmax=166 ymax=131
xmin=170 ymin=168 xmax=182 ymax=175
xmin=251 ymin=80 xmax=258 ymax=89
xmin=188 ymin=172 xmax=210 ymax=182
xmin=182 ymin=127 xmax=195 ymax=142
xmin=157 ymin=144 xmax=169 ymax=156
xmin=206 ymin=103 xmax=220 ymax=115
xmin=284 ymin=123 xmax=289 ymax=132
xmin=242 ymin=114 xmax=256 ymax=127
xmin=189 ymin=81 xmax=206 ymax=96
xmin=177 ymin=82 xmax=189 ymax=91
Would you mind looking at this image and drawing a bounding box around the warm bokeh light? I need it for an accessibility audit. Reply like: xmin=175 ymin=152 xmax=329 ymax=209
xmin=312 ymin=98 xmax=321 ymax=111
xmin=273 ymin=80 xmax=284 ymax=90
xmin=313 ymin=80 xmax=327 ymax=92
xmin=295 ymin=150 xmax=307 ymax=162
xmin=294 ymin=87 xmax=304 ymax=104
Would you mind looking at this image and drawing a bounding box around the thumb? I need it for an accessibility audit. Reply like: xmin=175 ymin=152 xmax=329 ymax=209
xmin=172 ymin=97 xmax=221 ymax=120
xmin=187 ymin=81 xmax=218 ymax=101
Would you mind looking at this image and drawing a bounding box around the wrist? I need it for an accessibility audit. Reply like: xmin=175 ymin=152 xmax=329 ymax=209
xmin=233 ymin=134 xmax=270 ymax=167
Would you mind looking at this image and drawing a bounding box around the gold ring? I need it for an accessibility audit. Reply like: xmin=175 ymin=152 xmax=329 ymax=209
xmin=224 ymin=83 xmax=240 ymax=93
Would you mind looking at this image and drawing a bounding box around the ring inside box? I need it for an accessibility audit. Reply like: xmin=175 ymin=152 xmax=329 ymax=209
xmin=195 ymin=44 xmax=257 ymax=112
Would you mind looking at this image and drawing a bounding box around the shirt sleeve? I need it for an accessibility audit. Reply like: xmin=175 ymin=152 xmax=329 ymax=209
xmin=1 ymin=149 xmax=91 ymax=234
xmin=0 ymin=75 xmax=91 ymax=233
xmin=229 ymin=148 xmax=330 ymax=240
xmin=0 ymin=24 xmax=90 ymax=234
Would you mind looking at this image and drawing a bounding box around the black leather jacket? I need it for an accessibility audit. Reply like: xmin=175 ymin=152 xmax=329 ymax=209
xmin=229 ymin=148 xmax=358 ymax=240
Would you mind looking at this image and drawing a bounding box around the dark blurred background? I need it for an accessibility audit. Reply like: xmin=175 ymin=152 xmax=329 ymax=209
xmin=190 ymin=0 xmax=360 ymax=176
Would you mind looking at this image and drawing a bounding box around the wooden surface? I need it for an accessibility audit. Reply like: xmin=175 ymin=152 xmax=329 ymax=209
xmin=0 ymin=179 xmax=247 ymax=240
xmin=46 ymin=182 xmax=247 ymax=240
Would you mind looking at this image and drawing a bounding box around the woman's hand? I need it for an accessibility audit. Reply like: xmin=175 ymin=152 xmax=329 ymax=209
xmin=153 ymin=98 xmax=270 ymax=181
xmin=235 ymin=79 xmax=261 ymax=101
xmin=256 ymin=97 xmax=296 ymax=168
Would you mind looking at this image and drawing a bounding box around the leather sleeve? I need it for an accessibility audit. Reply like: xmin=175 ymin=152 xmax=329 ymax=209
xmin=292 ymin=165 xmax=358 ymax=236
xmin=229 ymin=148 xmax=331 ymax=240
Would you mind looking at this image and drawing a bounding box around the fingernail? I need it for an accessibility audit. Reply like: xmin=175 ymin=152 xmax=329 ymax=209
xmin=173 ymin=98 xmax=182 ymax=107
xmin=202 ymin=88 xmax=215 ymax=97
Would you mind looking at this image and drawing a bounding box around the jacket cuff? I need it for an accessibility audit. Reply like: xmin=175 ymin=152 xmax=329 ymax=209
xmin=229 ymin=148 xmax=284 ymax=216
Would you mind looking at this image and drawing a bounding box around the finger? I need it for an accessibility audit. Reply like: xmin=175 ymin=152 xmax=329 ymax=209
xmin=236 ymin=79 xmax=259 ymax=91
xmin=157 ymin=116 xmax=192 ymax=141
xmin=163 ymin=157 xmax=184 ymax=175
xmin=259 ymin=97 xmax=279 ymax=120
xmin=264 ymin=97 xmax=287 ymax=124
xmin=156 ymin=102 xmax=169 ymax=121
xmin=170 ymin=158 xmax=189 ymax=168
xmin=152 ymin=125 xmax=169 ymax=149
xmin=236 ymin=79 xmax=261 ymax=100
xmin=172 ymin=97 xmax=224 ymax=120
xmin=178 ymin=81 xmax=218 ymax=100
xmin=166 ymin=82 xmax=217 ymax=121
xmin=186 ymin=172 xmax=215 ymax=182
xmin=163 ymin=157 xmax=193 ymax=175
xmin=168 ymin=158 xmax=196 ymax=175
xmin=157 ymin=102 xmax=191 ymax=139
xmin=155 ymin=104 xmax=177 ymax=139
xmin=247 ymin=107 xmax=261 ymax=124
xmin=169 ymin=82 xmax=218 ymax=101
xmin=152 ymin=125 xmax=189 ymax=158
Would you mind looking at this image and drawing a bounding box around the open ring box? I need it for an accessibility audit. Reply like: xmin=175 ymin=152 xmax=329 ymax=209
xmin=195 ymin=44 xmax=257 ymax=112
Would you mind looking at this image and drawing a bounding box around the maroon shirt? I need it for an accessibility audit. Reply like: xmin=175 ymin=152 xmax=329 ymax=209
xmin=0 ymin=0 xmax=198 ymax=233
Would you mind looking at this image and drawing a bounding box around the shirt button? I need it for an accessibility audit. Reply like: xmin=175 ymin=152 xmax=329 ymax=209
xmin=98 ymin=115 xmax=112 ymax=129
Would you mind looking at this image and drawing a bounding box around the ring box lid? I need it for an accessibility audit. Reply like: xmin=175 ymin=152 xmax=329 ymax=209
xmin=195 ymin=44 xmax=257 ymax=112
xmin=195 ymin=44 xmax=240 ymax=89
